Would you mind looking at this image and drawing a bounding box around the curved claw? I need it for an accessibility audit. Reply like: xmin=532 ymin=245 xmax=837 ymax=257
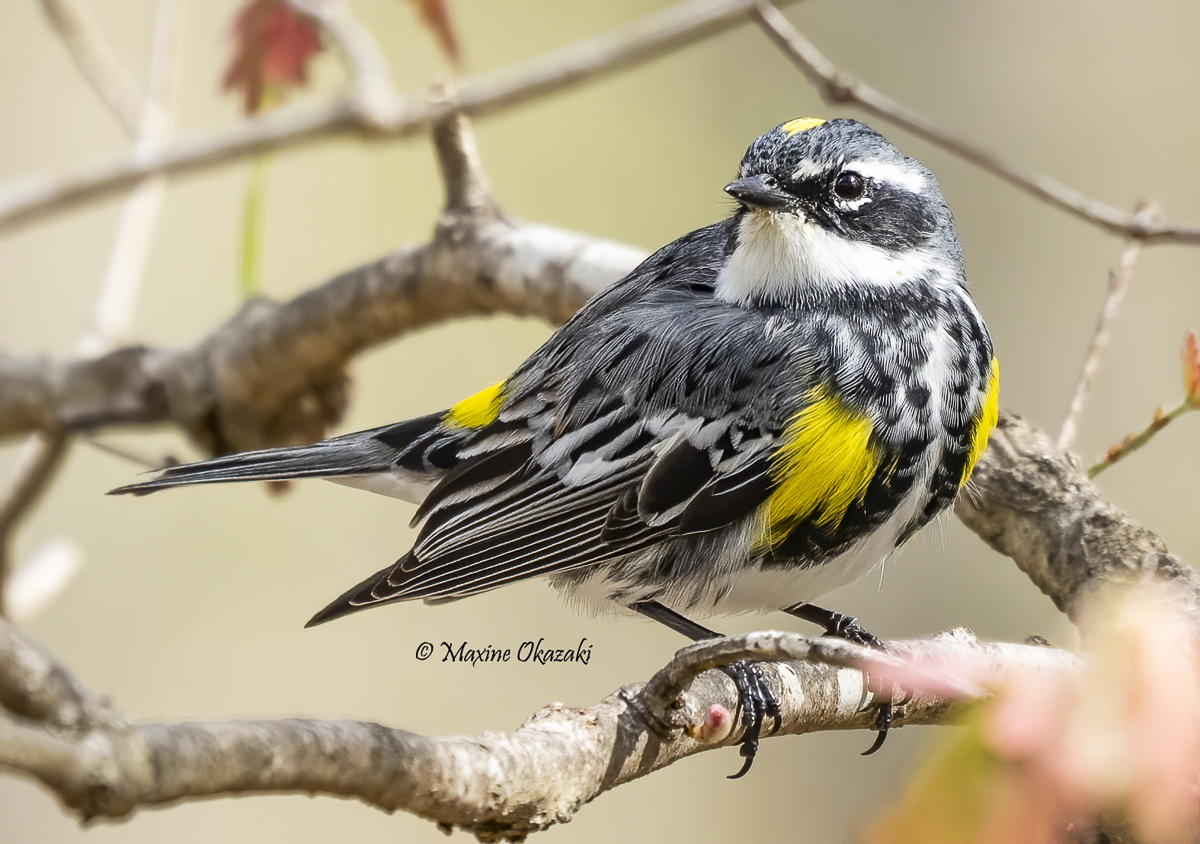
xmin=860 ymin=698 xmax=894 ymax=756
xmin=861 ymin=726 xmax=889 ymax=757
xmin=721 ymin=660 xmax=781 ymax=779
xmin=729 ymin=741 xmax=758 ymax=780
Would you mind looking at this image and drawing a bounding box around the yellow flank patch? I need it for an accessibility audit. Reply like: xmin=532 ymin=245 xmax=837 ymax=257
xmin=781 ymin=117 xmax=826 ymax=136
xmin=760 ymin=386 xmax=880 ymax=548
xmin=445 ymin=381 xmax=505 ymax=429
xmin=960 ymin=358 xmax=1000 ymax=486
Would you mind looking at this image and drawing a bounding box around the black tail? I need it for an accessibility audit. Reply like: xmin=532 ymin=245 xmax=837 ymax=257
xmin=109 ymin=415 xmax=447 ymax=496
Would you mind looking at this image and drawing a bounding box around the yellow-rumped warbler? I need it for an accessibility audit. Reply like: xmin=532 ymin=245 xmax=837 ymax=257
xmin=113 ymin=118 xmax=998 ymax=772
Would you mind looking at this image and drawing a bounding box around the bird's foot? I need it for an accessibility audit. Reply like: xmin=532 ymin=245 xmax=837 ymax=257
xmin=819 ymin=611 xmax=882 ymax=649
xmin=820 ymin=613 xmax=900 ymax=753
xmin=781 ymin=603 xmax=903 ymax=754
xmin=721 ymin=659 xmax=781 ymax=779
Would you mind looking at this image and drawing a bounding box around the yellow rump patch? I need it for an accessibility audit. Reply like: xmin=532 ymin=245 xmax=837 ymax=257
xmin=960 ymin=358 xmax=1000 ymax=486
xmin=445 ymin=381 xmax=505 ymax=429
xmin=781 ymin=117 xmax=826 ymax=136
xmin=760 ymin=386 xmax=880 ymax=548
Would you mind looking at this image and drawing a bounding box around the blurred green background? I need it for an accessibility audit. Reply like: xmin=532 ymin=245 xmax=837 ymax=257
xmin=1 ymin=0 xmax=1198 ymax=841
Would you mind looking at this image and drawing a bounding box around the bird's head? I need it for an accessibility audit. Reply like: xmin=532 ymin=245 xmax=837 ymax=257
xmin=717 ymin=118 xmax=964 ymax=306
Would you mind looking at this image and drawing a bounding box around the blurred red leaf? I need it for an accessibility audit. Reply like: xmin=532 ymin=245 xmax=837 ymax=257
xmin=983 ymin=586 xmax=1200 ymax=844
xmin=224 ymin=0 xmax=323 ymax=114
xmin=1182 ymin=329 xmax=1200 ymax=407
xmin=407 ymin=0 xmax=460 ymax=65
xmin=872 ymin=585 xmax=1200 ymax=843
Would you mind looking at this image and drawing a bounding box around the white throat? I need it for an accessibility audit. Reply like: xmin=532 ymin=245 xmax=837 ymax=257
xmin=715 ymin=211 xmax=949 ymax=304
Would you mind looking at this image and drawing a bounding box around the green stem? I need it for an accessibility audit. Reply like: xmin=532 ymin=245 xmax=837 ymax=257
xmin=1089 ymin=399 xmax=1192 ymax=478
xmin=238 ymin=152 xmax=272 ymax=298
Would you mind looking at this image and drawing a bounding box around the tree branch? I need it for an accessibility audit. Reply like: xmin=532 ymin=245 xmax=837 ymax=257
xmin=0 ymin=214 xmax=645 ymax=455
xmin=432 ymin=99 xmax=502 ymax=218
xmin=40 ymin=0 xmax=145 ymax=135
xmin=0 ymin=614 xmax=111 ymax=731
xmin=0 ymin=430 xmax=69 ymax=612
xmin=15 ymin=0 xmax=1200 ymax=254
xmin=0 ymin=110 xmax=630 ymax=455
xmin=289 ymin=0 xmax=405 ymax=128
xmin=0 ymin=0 xmax=183 ymax=619
xmin=0 ymin=0 xmax=801 ymax=236
xmin=955 ymin=412 xmax=1200 ymax=625
xmin=0 ymin=614 xmax=1072 ymax=837
xmin=1058 ymin=229 xmax=1148 ymax=450
xmin=750 ymin=2 xmax=1200 ymax=244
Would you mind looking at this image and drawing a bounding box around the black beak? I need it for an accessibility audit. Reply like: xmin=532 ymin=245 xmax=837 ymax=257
xmin=724 ymin=174 xmax=792 ymax=211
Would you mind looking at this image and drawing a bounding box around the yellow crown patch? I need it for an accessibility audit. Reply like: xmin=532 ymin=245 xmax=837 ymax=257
xmin=781 ymin=117 xmax=826 ymax=136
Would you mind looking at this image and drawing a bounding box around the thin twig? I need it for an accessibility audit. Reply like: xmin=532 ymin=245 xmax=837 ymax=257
xmin=0 ymin=0 xmax=796 ymax=236
xmin=15 ymin=0 xmax=1200 ymax=245
xmin=750 ymin=2 xmax=1200 ymax=244
xmin=40 ymin=0 xmax=144 ymax=134
xmin=0 ymin=610 xmax=106 ymax=730
xmin=431 ymin=97 xmax=500 ymax=217
xmin=1058 ymin=231 xmax=1148 ymax=450
xmin=289 ymin=0 xmax=403 ymax=127
xmin=0 ymin=430 xmax=70 ymax=614
xmin=80 ymin=0 xmax=181 ymax=356
xmin=444 ymin=0 xmax=803 ymax=122
xmin=79 ymin=437 xmax=170 ymax=470
xmin=2 ymin=0 xmax=182 ymax=619
xmin=15 ymin=1 xmax=1200 ymax=244
xmin=1089 ymin=399 xmax=1195 ymax=478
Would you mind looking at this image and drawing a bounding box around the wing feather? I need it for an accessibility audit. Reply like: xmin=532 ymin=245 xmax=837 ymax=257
xmin=309 ymin=224 xmax=830 ymax=623
xmin=392 ymin=295 xmax=807 ymax=599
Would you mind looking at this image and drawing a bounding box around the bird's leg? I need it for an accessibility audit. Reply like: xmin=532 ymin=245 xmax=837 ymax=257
xmin=781 ymin=602 xmax=897 ymax=755
xmin=631 ymin=600 xmax=779 ymax=779
xmin=781 ymin=602 xmax=881 ymax=647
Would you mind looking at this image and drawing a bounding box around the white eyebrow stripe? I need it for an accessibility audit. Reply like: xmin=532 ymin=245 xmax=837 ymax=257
xmin=844 ymin=160 xmax=928 ymax=194
xmin=789 ymin=159 xmax=829 ymax=182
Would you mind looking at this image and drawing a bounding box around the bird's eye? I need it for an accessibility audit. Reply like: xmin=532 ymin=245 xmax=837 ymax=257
xmin=833 ymin=171 xmax=865 ymax=201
